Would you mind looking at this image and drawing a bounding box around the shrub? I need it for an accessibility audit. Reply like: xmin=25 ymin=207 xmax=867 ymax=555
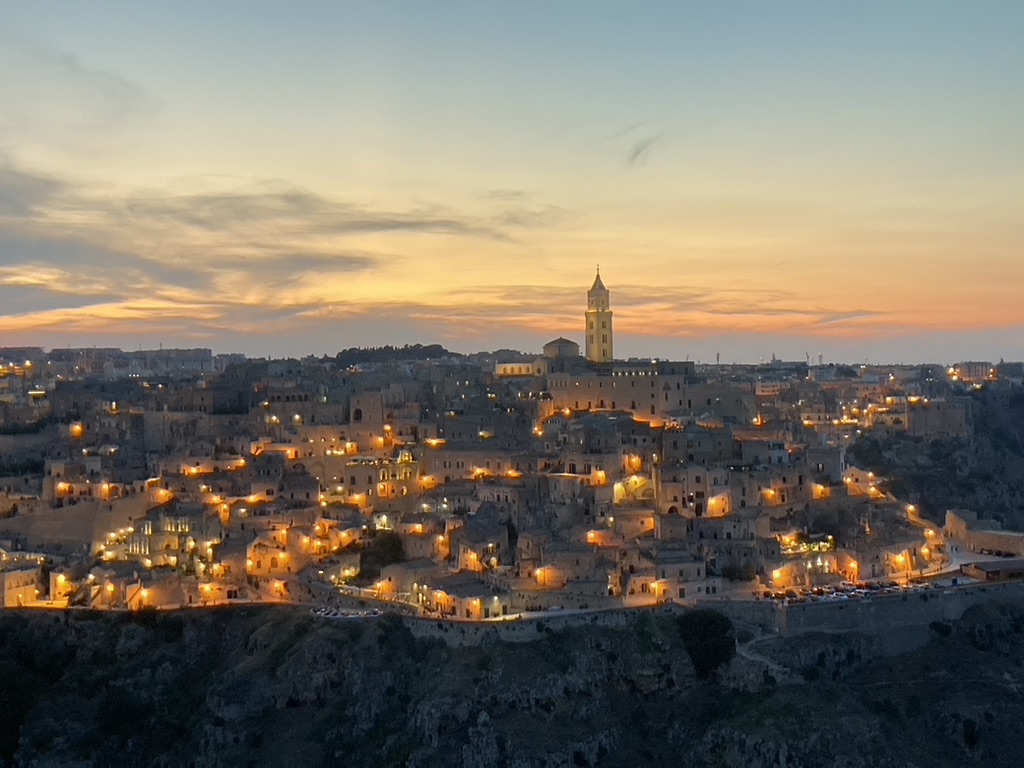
xmin=676 ymin=610 xmax=735 ymax=679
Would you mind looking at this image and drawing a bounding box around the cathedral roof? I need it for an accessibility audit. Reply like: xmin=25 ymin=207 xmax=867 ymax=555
xmin=589 ymin=269 xmax=607 ymax=293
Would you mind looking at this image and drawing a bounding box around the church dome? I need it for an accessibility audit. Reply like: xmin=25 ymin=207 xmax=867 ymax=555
xmin=543 ymin=337 xmax=581 ymax=359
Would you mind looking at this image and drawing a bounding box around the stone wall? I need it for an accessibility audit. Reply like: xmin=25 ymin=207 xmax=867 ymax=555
xmin=0 ymin=426 xmax=60 ymax=459
xmin=0 ymin=495 xmax=151 ymax=554
xmin=401 ymin=581 xmax=1024 ymax=653
xmin=777 ymin=580 xmax=1024 ymax=653
xmin=959 ymin=529 xmax=1024 ymax=557
xmin=694 ymin=597 xmax=780 ymax=635
xmin=403 ymin=604 xmax=685 ymax=648
xmin=509 ymin=588 xmax=619 ymax=612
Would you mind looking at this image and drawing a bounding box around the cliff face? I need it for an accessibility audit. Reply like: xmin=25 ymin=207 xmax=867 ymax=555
xmin=0 ymin=608 xmax=706 ymax=768
xmin=2 ymin=604 xmax=1024 ymax=768
xmin=850 ymin=388 xmax=1024 ymax=528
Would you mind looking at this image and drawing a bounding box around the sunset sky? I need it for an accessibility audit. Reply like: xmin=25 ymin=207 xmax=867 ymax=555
xmin=2 ymin=2 xmax=1023 ymax=363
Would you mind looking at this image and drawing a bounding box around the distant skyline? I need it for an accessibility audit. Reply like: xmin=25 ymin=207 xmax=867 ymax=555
xmin=2 ymin=2 xmax=1023 ymax=364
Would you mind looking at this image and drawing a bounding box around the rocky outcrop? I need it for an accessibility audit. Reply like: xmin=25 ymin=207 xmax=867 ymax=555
xmin=3 ymin=603 xmax=1024 ymax=767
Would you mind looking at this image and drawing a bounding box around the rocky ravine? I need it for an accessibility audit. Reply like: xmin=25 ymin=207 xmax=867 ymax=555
xmin=2 ymin=604 xmax=1024 ymax=768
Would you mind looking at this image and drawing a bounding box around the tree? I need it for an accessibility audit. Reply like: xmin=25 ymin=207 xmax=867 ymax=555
xmin=360 ymin=531 xmax=406 ymax=579
xmin=720 ymin=563 xmax=756 ymax=582
xmin=676 ymin=609 xmax=735 ymax=679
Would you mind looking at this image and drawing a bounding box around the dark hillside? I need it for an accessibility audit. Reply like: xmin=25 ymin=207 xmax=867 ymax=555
xmin=2 ymin=605 xmax=1024 ymax=767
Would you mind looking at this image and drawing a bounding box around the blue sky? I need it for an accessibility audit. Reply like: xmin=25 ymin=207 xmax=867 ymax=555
xmin=1 ymin=2 xmax=1023 ymax=362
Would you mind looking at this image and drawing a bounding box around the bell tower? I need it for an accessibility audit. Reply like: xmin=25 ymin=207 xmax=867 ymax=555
xmin=585 ymin=267 xmax=613 ymax=363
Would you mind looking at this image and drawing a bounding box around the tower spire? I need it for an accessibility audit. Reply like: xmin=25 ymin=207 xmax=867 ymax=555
xmin=585 ymin=269 xmax=613 ymax=363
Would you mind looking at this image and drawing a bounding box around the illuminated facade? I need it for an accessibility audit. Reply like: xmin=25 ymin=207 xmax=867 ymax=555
xmin=585 ymin=269 xmax=613 ymax=363
xmin=546 ymin=360 xmax=696 ymax=424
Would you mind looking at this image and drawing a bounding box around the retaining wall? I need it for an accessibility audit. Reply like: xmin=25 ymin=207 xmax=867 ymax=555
xmin=402 ymin=604 xmax=684 ymax=647
xmin=402 ymin=580 xmax=1024 ymax=653
xmin=777 ymin=580 xmax=1024 ymax=653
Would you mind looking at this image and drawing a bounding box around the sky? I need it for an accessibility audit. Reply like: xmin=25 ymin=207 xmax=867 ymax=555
xmin=1 ymin=2 xmax=1023 ymax=364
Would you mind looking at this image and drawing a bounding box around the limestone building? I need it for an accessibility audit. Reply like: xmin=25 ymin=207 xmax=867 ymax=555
xmin=585 ymin=269 xmax=613 ymax=364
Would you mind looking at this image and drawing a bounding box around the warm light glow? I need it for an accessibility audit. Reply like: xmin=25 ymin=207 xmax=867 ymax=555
xmin=0 ymin=6 xmax=1015 ymax=364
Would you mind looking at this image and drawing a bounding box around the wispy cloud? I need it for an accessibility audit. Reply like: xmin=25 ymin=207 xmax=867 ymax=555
xmin=0 ymin=159 xmax=66 ymax=217
xmin=0 ymin=152 xmax=582 ymax=347
xmin=606 ymin=122 xmax=646 ymax=141
xmin=624 ymin=132 xmax=665 ymax=167
xmin=477 ymin=189 xmax=531 ymax=202
xmin=0 ymin=36 xmax=155 ymax=155
xmin=111 ymin=188 xmax=511 ymax=240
